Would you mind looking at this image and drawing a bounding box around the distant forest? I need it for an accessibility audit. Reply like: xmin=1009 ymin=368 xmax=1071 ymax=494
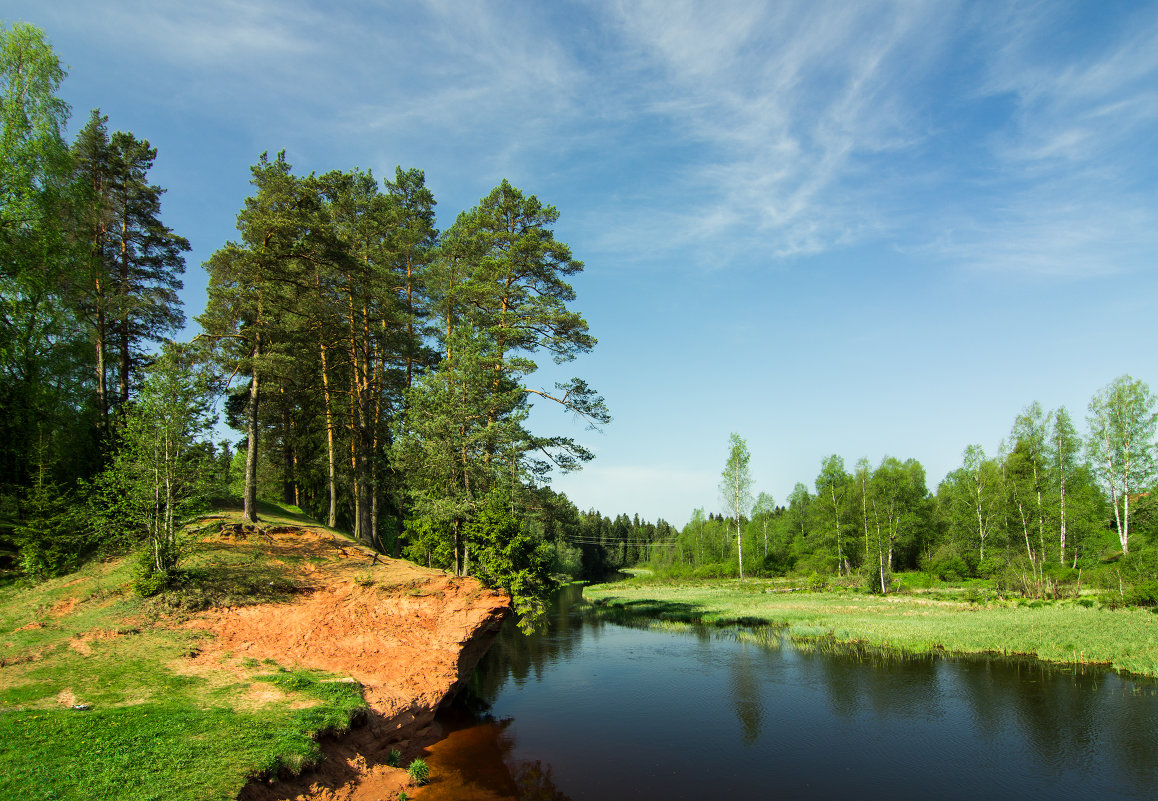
xmin=2 ymin=24 xmax=1155 ymax=618
xmin=641 ymin=383 xmax=1157 ymax=604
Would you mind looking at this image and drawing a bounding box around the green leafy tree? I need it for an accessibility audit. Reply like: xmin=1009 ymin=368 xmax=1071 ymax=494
xmin=199 ymin=152 xmax=320 ymax=523
xmin=1047 ymin=406 xmax=1082 ymax=564
xmin=0 ymin=23 xmax=91 ymax=492
xmin=719 ymin=433 xmax=753 ymax=579
xmin=961 ymin=444 xmax=1000 ymax=562
xmin=0 ymin=22 xmax=70 ymax=260
xmin=867 ymin=457 xmax=929 ymax=590
xmin=787 ymin=481 xmax=811 ymax=548
xmin=1011 ymin=402 xmax=1049 ymax=564
xmin=104 ymin=345 xmax=215 ymax=580
xmin=468 ymin=488 xmax=555 ymax=630
xmin=816 ymin=454 xmax=850 ymax=575
xmin=1086 ymin=375 xmax=1157 ymax=555
xmin=76 ymin=344 xmax=218 ymax=591
xmin=751 ymin=491 xmax=776 ymax=562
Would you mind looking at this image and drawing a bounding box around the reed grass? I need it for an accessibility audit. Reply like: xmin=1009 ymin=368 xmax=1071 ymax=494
xmin=584 ymin=577 xmax=1158 ymax=676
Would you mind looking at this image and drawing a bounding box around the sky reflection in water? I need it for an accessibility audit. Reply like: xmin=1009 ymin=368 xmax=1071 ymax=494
xmin=430 ymin=588 xmax=1158 ymax=801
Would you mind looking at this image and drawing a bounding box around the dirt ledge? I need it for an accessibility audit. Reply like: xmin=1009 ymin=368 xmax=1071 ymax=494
xmin=185 ymin=523 xmax=510 ymax=801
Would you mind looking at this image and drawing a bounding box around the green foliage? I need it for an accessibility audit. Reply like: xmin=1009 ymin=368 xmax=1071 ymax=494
xmin=468 ymin=490 xmax=556 ymax=629
xmin=12 ymin=478 xmax=91 ymax=579
xmin=402 ymin=517 xmax=453 ymax=570
xmin=386 ymin=748 xmax=402 ymax=767
xmin=407 ymin=757 xmax=430 ymax=786
xmin=923 ymin=543 xmax=971 ymax=581
xmin=99 ymin=346 xmax=215 ymax=576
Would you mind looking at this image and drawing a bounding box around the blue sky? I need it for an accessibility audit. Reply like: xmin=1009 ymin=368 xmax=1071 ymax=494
xmin=10 ymin=1 xmax=1157 ymax=526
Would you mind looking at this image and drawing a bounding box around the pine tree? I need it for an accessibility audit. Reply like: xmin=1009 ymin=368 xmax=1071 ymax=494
xmin=199 ymin=152 xmax=318 ymax=522
xmin=71 ymin=111 xmax=188 ymax=439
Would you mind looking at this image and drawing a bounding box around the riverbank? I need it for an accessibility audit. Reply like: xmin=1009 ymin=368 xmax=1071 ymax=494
xmin=0 ymin=504 xmax=509 ymax=800
xmin=584 ymin=577 xmax=1158 ymax=676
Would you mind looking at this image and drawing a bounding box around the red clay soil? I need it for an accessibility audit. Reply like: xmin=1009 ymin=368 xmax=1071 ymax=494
xmin=184 ymin=523 xmax=509 ymax=801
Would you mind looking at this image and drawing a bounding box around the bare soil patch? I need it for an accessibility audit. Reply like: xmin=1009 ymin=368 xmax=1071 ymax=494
xmin=183 ymin=523 xmax=508 ymax=801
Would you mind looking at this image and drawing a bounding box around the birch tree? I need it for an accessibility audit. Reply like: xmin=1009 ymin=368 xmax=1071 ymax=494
xmin=751 ymin=491 xmax=776 ymax=561
xmin=719 ymin=433 xmax=753 ymax=580
xmin=816 ymin=454 xmax=850 ymax=575
xmin=109 ymin=345 xmax=214 ymax=579
xmin=1086 ymin=375 xmax=1157 ymax=555
xmin=1048 ymin=407 xmax=1081 ymax=564
xmin=1011 ymin=402 xmax=1049 ymax=565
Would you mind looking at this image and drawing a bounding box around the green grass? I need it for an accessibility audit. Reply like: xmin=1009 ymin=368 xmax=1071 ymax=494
xmin=0 ymin=516 xmax=369 ymax=801
xmin=585 ymin=576 xmax=1158 ymax=676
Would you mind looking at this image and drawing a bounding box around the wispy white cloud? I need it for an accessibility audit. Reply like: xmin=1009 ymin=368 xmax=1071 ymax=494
xmin=29 ymin=0 xmax=1158 ymax=279
xmin=587 ymin=0 xmax=953 ymax=264
xmin=917 ymin=2 xmax=1158 ymax=277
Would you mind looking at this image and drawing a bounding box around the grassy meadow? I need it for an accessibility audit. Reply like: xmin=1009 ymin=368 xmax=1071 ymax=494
xmin=584 ymin=576 xmax=1158 ymax=677
xmin=0 ymin=503 xmax=367 ymax=801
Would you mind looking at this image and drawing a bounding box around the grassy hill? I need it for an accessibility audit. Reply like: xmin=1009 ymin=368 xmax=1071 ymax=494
xmin=1 ymin=502 xmax=404 ymax=801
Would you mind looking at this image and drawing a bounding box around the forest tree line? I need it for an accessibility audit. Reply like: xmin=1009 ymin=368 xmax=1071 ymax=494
xmin=0 ymin=23 xmax=635 ymax=622
xmin=635 ymin=384 xmax=1158 ymax=602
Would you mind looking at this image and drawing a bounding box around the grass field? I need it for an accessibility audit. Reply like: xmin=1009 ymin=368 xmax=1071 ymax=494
xmin=584 ymin=576 xmax=1158 ymax=677
xmin=0 ymin=502 xmax=367 ymax=801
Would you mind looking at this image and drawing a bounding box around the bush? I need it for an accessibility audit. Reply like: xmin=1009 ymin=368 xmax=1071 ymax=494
xmin=407 ymin=758 xmax=429 ymax=786
xmin=13 ymin=480 xmax=93 ymax=579
xmin=1124 ymin=580 xmax=1158 ymax=607
xmin=923 ymin=544 xmax=970 ymax=581
xmin=896 ymin=571 xmax=935 ymax=591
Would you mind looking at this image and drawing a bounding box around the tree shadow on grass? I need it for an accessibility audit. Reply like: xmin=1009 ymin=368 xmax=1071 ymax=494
xmin=158 ymin=544 xmax=313 ymax=612
xmin=589 ymin=598 xmax=708 ymax=624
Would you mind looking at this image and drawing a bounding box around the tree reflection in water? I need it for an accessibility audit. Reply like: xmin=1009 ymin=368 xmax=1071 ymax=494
xmin=431 ymin=585 xmax=1158 ymax=800
xmin=423 ymin=711 xmax=572 ymax=801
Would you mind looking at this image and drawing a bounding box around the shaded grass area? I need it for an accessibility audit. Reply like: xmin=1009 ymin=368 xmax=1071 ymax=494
xmin=585 ymin=577 xmax=1158 ymax=677
xmin=0 ymin=508 xmax=368 ymax=801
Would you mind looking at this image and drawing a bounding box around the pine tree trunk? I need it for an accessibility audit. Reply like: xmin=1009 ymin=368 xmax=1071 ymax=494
xmin=244 ymin=355 xmax=260 ymax=524
xmin=117 ymin=201 xmax=131 ymax=407
xmin=281 ymin=399 xmax=295 ymax=505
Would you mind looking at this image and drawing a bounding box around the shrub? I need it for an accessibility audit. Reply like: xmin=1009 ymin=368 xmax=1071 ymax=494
xmin=386 ymin=749 xmax=402 ymax=768
xmin=407 ymin=758 xmax=429 ymax=786
xmin=1124 ymin=580 xmax=1158 ymax=608
xmin=923 ymin=544 xmax=969 ymax=581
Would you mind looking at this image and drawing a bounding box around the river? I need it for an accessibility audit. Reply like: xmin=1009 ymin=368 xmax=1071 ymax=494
xmin=421 ymin=584 xmax=1158 ymax=800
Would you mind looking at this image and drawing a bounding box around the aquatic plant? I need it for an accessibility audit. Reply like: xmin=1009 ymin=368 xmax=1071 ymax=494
xmin=408 ymin=757 xmax=430 ymax=786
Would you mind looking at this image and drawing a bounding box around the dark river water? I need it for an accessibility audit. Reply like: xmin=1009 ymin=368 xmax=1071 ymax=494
xmin=423 ymin=585 xmax=1158 ymax=801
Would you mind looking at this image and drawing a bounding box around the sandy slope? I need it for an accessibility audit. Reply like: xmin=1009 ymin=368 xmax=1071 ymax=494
xmin=185 ymin=523 xmax=509 ymax=801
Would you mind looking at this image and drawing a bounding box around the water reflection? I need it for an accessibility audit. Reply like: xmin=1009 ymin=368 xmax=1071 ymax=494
xmin=728 ymin=643 xmax=764 ymax=744
xmin=423 ymin=711 xmax=574 ymax=801
xmin=436 ymin=586 xmax=1158 ymax=800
